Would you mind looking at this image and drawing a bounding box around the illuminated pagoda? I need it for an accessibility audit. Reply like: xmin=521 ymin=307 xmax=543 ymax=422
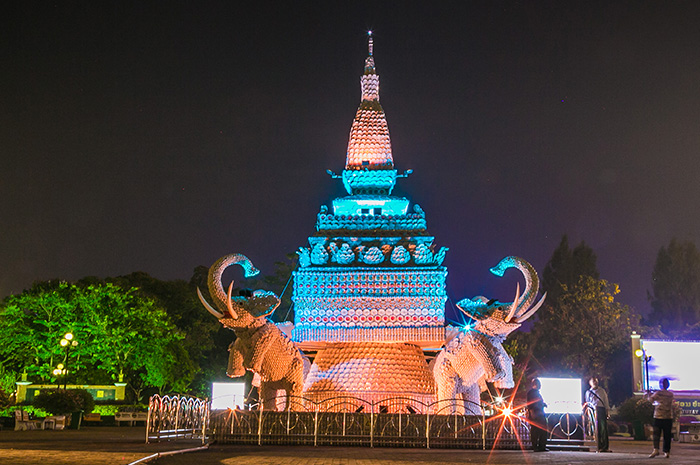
xmin=200 ymin=33 xmax=544 ymax=414
xmin=292 ymin=33 xmax=448 ymax=406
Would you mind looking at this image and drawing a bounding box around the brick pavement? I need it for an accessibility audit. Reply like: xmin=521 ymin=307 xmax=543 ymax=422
xmin=156 ymin=441 xmax=700 ymax=465
xmin=0 ymin=427 xmax=201 ymax=465
xmin=2 ymin=427 xmax=700 ymax=465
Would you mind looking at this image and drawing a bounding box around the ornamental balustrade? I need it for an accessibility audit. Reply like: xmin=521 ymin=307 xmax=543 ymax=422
xmin=146 ymin=394 xmax=209 ymax=444
xmin=147 ymin=393 xmax=585 ymax=449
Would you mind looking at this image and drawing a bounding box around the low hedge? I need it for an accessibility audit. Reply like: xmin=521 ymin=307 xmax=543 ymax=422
xmin=33 ymin=389 xmax=95 ymax=415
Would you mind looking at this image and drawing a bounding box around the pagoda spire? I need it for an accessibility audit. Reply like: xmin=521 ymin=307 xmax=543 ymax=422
xmin=342 ymin=32 xmax=397 ymax=195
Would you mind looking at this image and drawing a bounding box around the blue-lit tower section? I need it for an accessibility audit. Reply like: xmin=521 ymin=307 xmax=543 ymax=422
xmin=292 ymin=35 xmax=448 ymax=403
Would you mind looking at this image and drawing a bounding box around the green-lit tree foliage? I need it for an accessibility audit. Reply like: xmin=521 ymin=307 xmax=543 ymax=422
xmin=0 ymin=281 xmax=83 ymax=383
xmin=108 ymin=270 xmax=229 ymax=397
xmin=648 ymin=238 xmax=700 ymax=335
xmin=0 ymin=280 xmax=191 ymax=401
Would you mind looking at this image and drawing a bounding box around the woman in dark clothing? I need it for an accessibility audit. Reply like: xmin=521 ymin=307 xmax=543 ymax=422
xmin=527 ymin=378 xmax=548 ymax=452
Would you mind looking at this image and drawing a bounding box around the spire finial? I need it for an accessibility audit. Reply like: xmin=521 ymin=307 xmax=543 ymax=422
xmin=364 ymin=31 xmax=376 ymax=75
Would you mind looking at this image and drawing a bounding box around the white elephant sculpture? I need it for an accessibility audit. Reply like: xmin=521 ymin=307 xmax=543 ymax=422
xmin=197 ymin=253 xmax=307 ymax=410
xmin=431 ymin=256 xmax=546 ymax=414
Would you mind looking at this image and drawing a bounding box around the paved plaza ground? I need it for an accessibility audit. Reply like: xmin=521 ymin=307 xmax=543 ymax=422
xmin=2 ymin=427 xmax=700 ymax=465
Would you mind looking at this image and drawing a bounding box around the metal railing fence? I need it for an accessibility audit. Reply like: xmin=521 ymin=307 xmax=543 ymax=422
xmin=147 ymin=394 xmax=209 ymax=444
xmin=148 ymin=393 xmax=584 ymax=449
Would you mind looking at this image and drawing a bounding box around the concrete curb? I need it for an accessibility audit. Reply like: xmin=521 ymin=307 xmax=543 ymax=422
xmin=127 ymin=444 xmax=209 ymax=464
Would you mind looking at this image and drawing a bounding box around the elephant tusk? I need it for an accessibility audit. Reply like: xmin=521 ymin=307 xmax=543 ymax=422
xmin=226 ymin=280 xmax=240 ymax=320
xmin=197 ymin=287 xmax=224 ymax=319
xmin=505 ymin=282 xmax=520 ymax=323
xmin=514 ymin=292 xmax=547 ymax=323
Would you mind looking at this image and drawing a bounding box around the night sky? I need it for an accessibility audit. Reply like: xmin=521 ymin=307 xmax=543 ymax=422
xmin=3 ymin=2 xmax=700 ymax=318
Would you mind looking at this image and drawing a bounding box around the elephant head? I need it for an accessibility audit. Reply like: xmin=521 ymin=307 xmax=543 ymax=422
xmin=197 ymin=253 xmax=281 ymax=329
xmin=456 ymin=256 xmax=546 ymax=340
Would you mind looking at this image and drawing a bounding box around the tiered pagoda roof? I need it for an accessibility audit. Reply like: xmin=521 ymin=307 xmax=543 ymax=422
xmin=292 ymin=33 xmax=448 ymax=350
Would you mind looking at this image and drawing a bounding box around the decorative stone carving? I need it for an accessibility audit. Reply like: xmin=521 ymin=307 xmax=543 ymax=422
xmin=361 ymin=246 xmax=384 ymax=264
xmin=297 ymin=247 xmax=311 ymax=268
xmin=434 ymin=247 xmax=449 ymax=265
xmin=413 ymin=243 xmax=433 ymax=264
xmin=199 ymin=36 xmax=545 ymax=414
xmin=328 ymin=242 xmax=339 ymax=262
xmin=311 ymin=243 xmax=329 ymax=265
xmin=390 ymin=245 xmax=410 ymax=264
xmin=335 ymin=243 xmax=355 ymax=264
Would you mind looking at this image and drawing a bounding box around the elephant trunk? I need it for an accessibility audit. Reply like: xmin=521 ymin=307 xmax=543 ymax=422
xmin=489 ymin=256 xmax=546 ymax=323
xmin=202 ymin=253 xmax=260 ymax=319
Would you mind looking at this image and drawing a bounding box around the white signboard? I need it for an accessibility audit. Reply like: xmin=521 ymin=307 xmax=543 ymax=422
xmin=211 ymin=382 xmax=246 ymax=410
xmin=642 ymin=340 xmax=700 ymax=391
xmin=538 ymin=377 xmax=581 ymax=414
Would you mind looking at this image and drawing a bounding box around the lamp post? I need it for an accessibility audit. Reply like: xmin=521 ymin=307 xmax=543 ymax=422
xmin=59 ymin=332 xmax=78 ymax=390
xmin=52 ymin=364 xmax=66 ymax=389
xmin=635 ymin=348 xmax=652 ymax=391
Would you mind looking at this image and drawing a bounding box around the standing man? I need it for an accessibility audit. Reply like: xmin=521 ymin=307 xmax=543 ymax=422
xmin=527 ymin=378 xmax=548 ymax=452
xmin=647 ymin=378 xmax=674 ymax=458
xmin=585 ymin=377 xmax=611 ymax=452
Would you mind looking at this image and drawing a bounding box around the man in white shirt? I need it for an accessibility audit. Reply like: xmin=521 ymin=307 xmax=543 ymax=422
xmin=585 ymin=377 xmax=611 ymax=452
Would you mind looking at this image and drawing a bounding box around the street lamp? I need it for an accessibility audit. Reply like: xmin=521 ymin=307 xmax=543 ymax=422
xmin=52 ymin=364 xmax=66 ymax=389
xmin=59 ymin=332 xmax=78 ymax=389
xmin=635 ymin=348 xmax=652 ymax=392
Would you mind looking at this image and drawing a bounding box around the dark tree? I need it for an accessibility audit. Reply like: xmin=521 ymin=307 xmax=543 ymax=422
xmin=648 ymin=239 xmax=700 ymax=334
xmin=523 ymin=236 xmax=638 ymax=403
xmin=534 ymin=235 xmax=600 ymax=331
xmin=247 ymin=253 xmax=298 ymax=323
xmin=541 ymin=235 xmax=600 ymax=301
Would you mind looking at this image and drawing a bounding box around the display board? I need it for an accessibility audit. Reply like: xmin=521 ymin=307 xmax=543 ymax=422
xmin=642 ymin=340 xmax=700 ymax=391
xmin=538 ymin=377 xmax=582 ymax=414
xmin=211 ymin=382 xmax=246 ymax=410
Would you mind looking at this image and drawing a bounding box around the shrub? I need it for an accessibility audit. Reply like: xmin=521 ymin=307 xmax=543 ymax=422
xmin=0 ymin=388 xmax=10 ymax=408
xmin=92 ymin=404 xmax=120 ymax=416
xmin=615 ymin=396 xmax=653 ymax=424
xmin=608 ymin=421 xmax=619 ymax=434
xmin=33 ymin=389 xmax=95 ymax=415
xmin=117 ymin=404 xmax=148 ymax=413
xmin=0 ymin=405 xmax=50 ymax=417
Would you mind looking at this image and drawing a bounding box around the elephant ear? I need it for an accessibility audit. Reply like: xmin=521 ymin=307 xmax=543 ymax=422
xmin=242 ymin=290 xmax=281 ymax=318
xmin=455 ymin=296 xmax=490 ymax=320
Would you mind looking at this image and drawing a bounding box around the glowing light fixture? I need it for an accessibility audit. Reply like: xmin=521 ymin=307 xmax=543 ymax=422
xmin=538 ymin=377 xmax=581 ymax=414
xmin=211 ymin=382 xmax=246 ymax=410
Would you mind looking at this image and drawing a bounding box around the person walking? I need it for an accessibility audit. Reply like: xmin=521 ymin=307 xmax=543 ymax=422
xmin=527 ymin=378 xmax=548 ymax=452
xmin=585 ymin=377 xmax=611 ymax=452
xmin=647 ymin=378 xmax=674 ymax=458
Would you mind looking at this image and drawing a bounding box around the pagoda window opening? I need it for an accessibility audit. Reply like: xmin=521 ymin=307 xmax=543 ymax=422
xmin=361 ymin=208 xmax=370 ymax=215
xmin=373 ymin=208 xmax=382 ymax=215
